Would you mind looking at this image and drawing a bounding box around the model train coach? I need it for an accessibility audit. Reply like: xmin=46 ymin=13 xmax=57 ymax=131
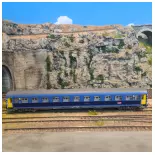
xmin=6 ymin=88 xmax=148 ymax=112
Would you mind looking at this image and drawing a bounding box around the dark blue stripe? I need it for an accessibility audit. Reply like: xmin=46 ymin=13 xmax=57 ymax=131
xmin=13 ymin=101 xmax=141 ymax=108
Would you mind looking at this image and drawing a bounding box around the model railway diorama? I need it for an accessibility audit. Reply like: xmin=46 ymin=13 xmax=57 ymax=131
xmin=5 ymin=88 xmax=148 ymax=112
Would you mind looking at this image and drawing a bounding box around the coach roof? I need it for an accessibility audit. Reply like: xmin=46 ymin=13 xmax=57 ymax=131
xmin=7 ymin=88 xmax=147 ymax=95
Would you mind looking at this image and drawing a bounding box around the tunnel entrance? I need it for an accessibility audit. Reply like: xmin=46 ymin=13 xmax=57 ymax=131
xmin=137 ymin=30 xmax=152 ymax=45
xmin=2 ymin=65 xmax=13 ymax=93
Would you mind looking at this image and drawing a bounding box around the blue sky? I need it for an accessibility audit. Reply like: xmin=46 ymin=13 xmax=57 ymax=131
xmin=2 ymin=2 xmax=152 ymax=26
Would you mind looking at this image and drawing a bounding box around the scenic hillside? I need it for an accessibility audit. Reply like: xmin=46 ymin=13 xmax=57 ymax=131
xmin=2 ymin=20 xmax=152 ymax=90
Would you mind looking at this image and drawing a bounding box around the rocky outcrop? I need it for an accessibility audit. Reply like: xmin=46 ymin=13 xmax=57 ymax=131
xmin=2 ymin=21 xmax=152 ymax=90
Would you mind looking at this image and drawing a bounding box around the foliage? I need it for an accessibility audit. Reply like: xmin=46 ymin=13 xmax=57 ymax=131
xmin=73 ymin=69 xmax=77 ymax=83
xmin=139 ymin=41 xmax=152 ymax=54
xmin=57 ymin=72 xmax=70 ymax=89
xmin=45 ymin=55 xmax=51 ymax=72
xmin=47 ymin=34 xmax=55 ymax=39
xmin=89 ymin=68 xmax=94 ymax=81
xmin=46 ymin=73 xmax=52 ymax=89
xmin=134 ymin=65 xmax=143 ymax=73
xmin=88 ymin=110 xmax=98 ymax=116
xmin=64 ymin=70 xmax=68 ymax=77
xmin=148 ymin=56 xmax=152 ymax=66
xmin=64 ymin=42 xmax=71 ymax=47
xmin=69 ymin=52 xmax=77 ymax=68
xmin=68 ymin=34 xmax=75 ymax=42
xmin=96 ymin=74 xmax=104 ymax=83
xmin=113 ymin=33 xmax=124 ymax=38
xmin=118 ymin=40 xmax=125 ymax=49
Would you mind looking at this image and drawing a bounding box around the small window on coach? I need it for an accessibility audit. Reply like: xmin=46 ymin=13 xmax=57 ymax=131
xmin=94 ymin=96 xmax=101 ymax=101
xmin=63 ymin=96 xmax=70 ymax=102
xmin=74 ymin=96 xmax=80 ymax=102
xmin=115 ymin=96 xmax=122 ymax=101
xmin=126 ymin=96 xmax=133 ymax=100
xmin=133 ymin=95 xmax=140 ymax=100
xmin=21 ymin=98 xmax=28 ymax=103
xmin=84 ymin=96 xmax=90 ymax=102
xmin=42 ymin=97 xmax=49 ymax=103
xmin=105 ymin=96 xmax=111 ymax=101
xmin=32 ymin=98 xmax=38 ymax=103
xmin=53 ymin=97 xmax=60 ymax=102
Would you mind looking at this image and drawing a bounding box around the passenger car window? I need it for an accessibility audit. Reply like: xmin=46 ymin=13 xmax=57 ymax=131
xmin=42 ymin=97 xmax=49 ymax=103
xmin=105 ymin=96 xmax=111 ymax=101
xmin=53 ymin=97 xmax=59 ymax=102
xmin=133 ymin=95 xmax=140 ymax=100
xmin=21 ymin=98 xmax=28 ymax=103
xmin=84 ymin=96 xmax=90 ymax=102
xmin=94 ymin=96 xmax=101 ymax=101
xmin=32 ymin=98 xmax=38 ymax=103
xmin=63 ymin=96 xmax=70 ymax=102
xmin=126 ymin=96 xmax=133 ymax=100
xmin=74 ymin=96 xmax=80 ymax=102
xmin=115 ymin=96 xmax=122 ymax=101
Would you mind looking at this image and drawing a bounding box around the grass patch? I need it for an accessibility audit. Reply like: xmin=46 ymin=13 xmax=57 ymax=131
xmin=2 ymin=99 xmax=6 ymax=108
xmin=88 ymin=110 xmax=98 ymax=115
xmin=148 ymin=56 xmax=152 ymax=66
xmin=95 ymin=120 xmax=104 ymax=126
xmin=113 ymin=33 xmax=124 ymax=39
xmin=139 ymin=41 xmax=152 ymax=54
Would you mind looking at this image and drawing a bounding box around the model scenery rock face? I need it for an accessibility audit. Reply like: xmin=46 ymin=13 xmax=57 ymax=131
xmin=2 ymin=20 xmax=152 ymax=90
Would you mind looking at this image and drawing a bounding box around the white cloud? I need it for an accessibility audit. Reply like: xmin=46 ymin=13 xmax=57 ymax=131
xmin=127 ymin=23 xmax=135 ymax=27
xmin=55 ymin=16 xmax=73 ymax=24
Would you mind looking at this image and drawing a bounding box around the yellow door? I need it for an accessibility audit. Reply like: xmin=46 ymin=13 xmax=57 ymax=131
xmin=141 ymin=95 xmax=147 ymax=105
xmin=7 ymin=98 xmax=13 ymax=109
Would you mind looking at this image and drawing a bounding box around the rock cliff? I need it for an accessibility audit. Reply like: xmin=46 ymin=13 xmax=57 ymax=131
xmin=2 ymin=20 xmax=152 ymax=90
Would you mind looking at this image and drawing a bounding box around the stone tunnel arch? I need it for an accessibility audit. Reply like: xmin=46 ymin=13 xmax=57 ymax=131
xmin=2 ymin=65 xmax=13 ymax=93
xmin=137 ymin=28 xmax=152 ymax=45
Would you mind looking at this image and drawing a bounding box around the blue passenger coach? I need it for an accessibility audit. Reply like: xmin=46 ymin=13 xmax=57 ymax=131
xmin=6 ymin=88 xmax=148 ymax=112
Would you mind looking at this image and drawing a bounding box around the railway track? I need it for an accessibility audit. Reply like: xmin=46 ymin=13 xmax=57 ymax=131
xmin=2 ymin=118 xmax=152 ymax=124
xmin=4 ymin=126 xmax=152 ymax=132
xmin=2 ymin=114 xmax=152 ymax=120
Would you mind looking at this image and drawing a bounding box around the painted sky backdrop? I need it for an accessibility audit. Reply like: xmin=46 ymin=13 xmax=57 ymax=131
xmin=2 ymin=2 xmax=152 ymax=26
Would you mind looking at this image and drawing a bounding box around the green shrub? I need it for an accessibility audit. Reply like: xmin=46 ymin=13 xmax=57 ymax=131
xmin=46 ymin=55 xmax=51 ymax=72
xmin=64 ymin=42 xmax=71 ymax=47
xmin=57 ymin=72 xmax=70 ymax=89
xmin=46 ymin=73 xmax=52 ymax=89
xmin=69 ymin=53 xmax=77 ymax=68
xmin=68 ymin=34 xmax=74 ymax=42
xmin=47 ymin=34 xmax=55 ymax=39
xmin=134 ymin=65 xmax=143 ymax=72
xmin=118 ymin=40 xmax=125 ymax=49
xmin=89 ymin=68 xmax=94 ymax=81
xmin=73 ymin=69 xmax=77 ymax=83
xmin=96 ymin=74 xmax=104 ymax=83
